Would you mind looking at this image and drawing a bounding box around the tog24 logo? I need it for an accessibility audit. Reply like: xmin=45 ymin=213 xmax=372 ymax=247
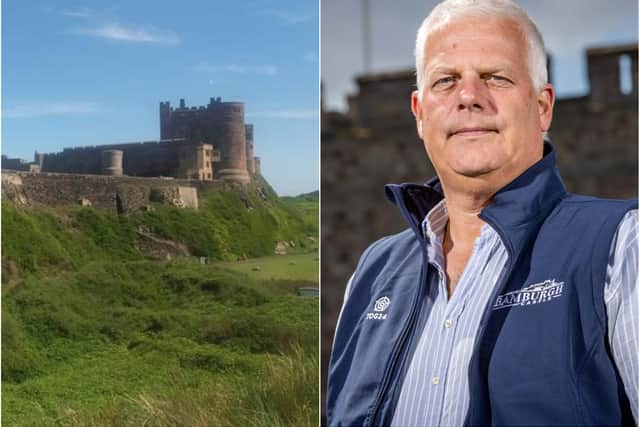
xmin=366 ymin=296 xmax=390 ymax=320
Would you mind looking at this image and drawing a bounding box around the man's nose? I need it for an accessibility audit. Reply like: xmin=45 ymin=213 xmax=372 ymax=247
xmin=457 ymin=76 xmax=487 ymax=112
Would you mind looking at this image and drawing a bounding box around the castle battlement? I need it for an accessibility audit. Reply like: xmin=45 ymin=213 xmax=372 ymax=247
xmin=57 ymin=138 xmax=195 ymax=154
xmin=160 ymin=97 xmax=244 ymax=114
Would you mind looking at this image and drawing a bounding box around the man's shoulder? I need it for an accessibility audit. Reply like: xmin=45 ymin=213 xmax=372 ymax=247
xmin=561 ymin=194 xmax=637 ymax=207
xmin=552 ymin=194 xmax=637 ymax=220
xmin=539 ymin=195 xmax=637 ymax=275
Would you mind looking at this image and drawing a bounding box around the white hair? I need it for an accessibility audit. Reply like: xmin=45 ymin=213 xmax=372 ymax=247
xmin=415 ymin=0 xmax=547 ymax=97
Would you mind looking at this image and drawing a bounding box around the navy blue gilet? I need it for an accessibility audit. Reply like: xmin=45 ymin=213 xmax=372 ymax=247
xmin=327 ymin=144 xmax=637 ymax=426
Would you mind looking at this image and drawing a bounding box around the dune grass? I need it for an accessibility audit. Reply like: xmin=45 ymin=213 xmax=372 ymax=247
xmin=3 ymin=258 xmax=318 ymax=426
xmin=2 ymin=184 xmax=319 ymax=426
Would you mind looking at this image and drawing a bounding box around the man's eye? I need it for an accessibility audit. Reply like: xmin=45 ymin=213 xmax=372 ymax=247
xmin=486 ymin=75 xmax=512 ymax=86
xmin=432 ymin=77 xmax=456 ymax=88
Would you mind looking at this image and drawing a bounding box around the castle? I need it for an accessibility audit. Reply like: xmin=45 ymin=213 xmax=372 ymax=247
xmin=2 ymin=97 xmax=260 ymax=184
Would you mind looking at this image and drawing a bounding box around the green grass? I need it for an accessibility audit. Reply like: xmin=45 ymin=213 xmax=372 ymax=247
xmin=1 ymin=204 xmax=143 ymax=277
xmin=217 ymin=252 xmax=319 ymax=282
xmin=281 ymin=191 xmax=319 ymax=233
xmin=3 ymin=259 xmax=318 ymax=426
xmin=2 ymin=183 xmax=319 ymax=426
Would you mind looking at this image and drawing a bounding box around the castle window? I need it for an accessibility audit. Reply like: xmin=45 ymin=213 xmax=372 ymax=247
xmin=619 ymin=54 xmax=633 ymax=95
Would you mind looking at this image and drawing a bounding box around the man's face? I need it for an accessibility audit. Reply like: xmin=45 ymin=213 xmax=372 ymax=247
xmin=412 ymin=17 xmax=554 ymax=189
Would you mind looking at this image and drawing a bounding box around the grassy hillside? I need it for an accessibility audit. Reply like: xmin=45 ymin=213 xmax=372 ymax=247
xmin=2 ymin=183 xmax=319 ymax=426
xmin=2 ymin=183 xmax=318 ymax=276
xmin=280 ymin=191 xmax=319 ymax=234
xmin=281 ymin=190 xmax=319 ymax=203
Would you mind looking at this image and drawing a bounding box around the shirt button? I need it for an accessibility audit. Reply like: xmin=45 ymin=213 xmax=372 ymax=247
xmin=432 ymin=376 xmax=440 ymax=385
xmin=444 ymin=319 xmax=453 ymax=329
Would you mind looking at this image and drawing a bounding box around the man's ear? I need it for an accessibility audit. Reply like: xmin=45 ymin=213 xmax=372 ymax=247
xmin=538 ymin=83 xmax=555 ymax=132
xmin=411 ymin=90 xmax=424 ymax=139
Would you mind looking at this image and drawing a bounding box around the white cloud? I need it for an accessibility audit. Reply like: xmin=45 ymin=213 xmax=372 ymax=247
xmin=262 ymin=9 xmax=309 ymax=24
xmin=72 ymin=23 xmax=179 ymax=45
xmin=62 ymin=8 xmax=93 ymax=18
xmin=3 ymin=102 xmax=99 ymax=119
xmin=247 ymin=109 xmax=318 ymax=119
xmin=196 ymin=62 xmax=278 ymax=76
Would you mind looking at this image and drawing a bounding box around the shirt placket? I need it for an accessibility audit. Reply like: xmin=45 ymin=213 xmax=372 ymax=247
xmin=428 ymin=268 xmax=466 ymax=425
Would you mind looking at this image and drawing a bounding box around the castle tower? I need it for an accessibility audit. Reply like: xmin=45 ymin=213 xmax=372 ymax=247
xmin=159 ymin=101 xmax=172 ymax=138
xmin=254 ymin=156 xmax=261 ymax=175
xmin=587 ymin=44 xmax=638 ymax=104
xmin=34 ymin=151 xmax=45 ymax=169
xmin=211 ymin=101 xmax=249 ymax=183
xmin=159 ymin=97 xmax=250 ymax=183
xmin=245 ymin=124 xmax=255 ymax=174
xmin=101 ymin=150 xmax=123 ymax=176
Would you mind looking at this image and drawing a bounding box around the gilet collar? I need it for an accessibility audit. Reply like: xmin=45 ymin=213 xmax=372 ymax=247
xmin=385 ymin=141 xmax=567 ymax=255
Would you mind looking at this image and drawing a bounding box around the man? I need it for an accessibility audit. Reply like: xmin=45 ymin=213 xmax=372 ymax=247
xmin=326 ymin=0 xmax=638 ymax=425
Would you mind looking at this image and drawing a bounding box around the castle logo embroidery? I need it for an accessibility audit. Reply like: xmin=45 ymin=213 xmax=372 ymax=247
xmin=493 ymin=279 xmax=564 ymax=310
xmin=366 ymin=296 xmax=391 ymax=320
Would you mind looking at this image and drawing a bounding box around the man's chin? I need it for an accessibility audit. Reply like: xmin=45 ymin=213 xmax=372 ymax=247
xmin=451 ymin=165 xmax=497 ymax=178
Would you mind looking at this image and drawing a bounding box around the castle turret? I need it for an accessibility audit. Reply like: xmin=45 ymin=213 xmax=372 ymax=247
xmin=34 ymin=151 xmax=45 ymax=169
xmin=245 ymin=124 xmax=255 ymax=174
xmin=101 ymin=150 xmax=123 ymax=176
xmin=213 ymin=102 xmax=249 ymax=183
xmin=254 ymin=156 xmax=261 ymax=175
xmin=159 ymin=101 xmax=172 ymax=139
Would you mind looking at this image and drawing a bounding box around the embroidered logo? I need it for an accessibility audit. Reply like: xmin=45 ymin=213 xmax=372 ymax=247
xmin=493 ymin=279 xmax=564 ymax=310
xmin=366 ymin=296 xmax=390 ymax=320
xmin=374 ymin=296 xmax=390 ymax=312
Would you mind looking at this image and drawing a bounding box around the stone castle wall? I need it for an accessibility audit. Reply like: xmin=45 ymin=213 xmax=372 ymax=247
xmin=1 ymin=171 xmax=218 ymax=212
xmin=39 ymin=140 xmax=217 ymax=181
xmin=320 ymin=44 xmax=639 ymax=409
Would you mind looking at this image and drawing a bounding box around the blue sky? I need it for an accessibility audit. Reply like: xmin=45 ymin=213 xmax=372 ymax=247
xmin=2 ymin=0 xmax=319 ymax=196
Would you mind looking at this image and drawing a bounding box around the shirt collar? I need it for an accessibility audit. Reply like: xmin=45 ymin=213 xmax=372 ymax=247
xmin=421 ymin=199 xmax=497 ymax=268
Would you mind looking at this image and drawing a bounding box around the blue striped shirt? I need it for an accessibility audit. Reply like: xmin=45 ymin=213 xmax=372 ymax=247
xmin=340 ymin=201 xmax=638 ymax=426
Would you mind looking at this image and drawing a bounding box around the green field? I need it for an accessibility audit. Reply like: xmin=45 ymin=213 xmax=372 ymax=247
xmin=217 ymin=252 xmax=319 ymax=282
xmin=2 ymin=184 xmax=319 ymax=426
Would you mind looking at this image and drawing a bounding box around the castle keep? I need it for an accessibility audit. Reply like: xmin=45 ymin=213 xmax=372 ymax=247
xmin=2 ymin=97 xmax=261 ymax=183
